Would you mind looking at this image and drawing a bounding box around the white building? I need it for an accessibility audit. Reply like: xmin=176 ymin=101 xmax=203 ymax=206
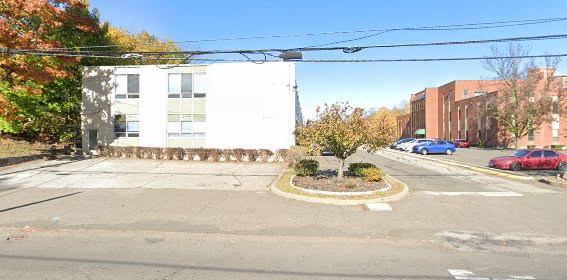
xmin=81 ymin=62 xmax=301 ymax=153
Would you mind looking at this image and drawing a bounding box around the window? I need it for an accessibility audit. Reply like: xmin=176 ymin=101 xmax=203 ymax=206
xmin=463 ymin=89 xmax=469 ymax=99
xmin=528 ymin=151 xmax=543 ymax=158
xmin=114 ymin=114 xmax=139 ymax=138
xmin=168 ymin=73 xmax=207 ymax=99
xmin=115 ymin=74 xmax=139 ymax=99
xmin=168 ymin=73 xmax=193 ymax=98
xmin=193 ymin=73 xmax=207 ymax=98
xmin=543 ymin=151 xmax=559 ymax=158
xmin=474 ymin=92 xmax=486 ymax=97
xmin=528 ymin=130 xmax=535 ymax=141
xmin=167 ymin=114 xmax=193 ymax=138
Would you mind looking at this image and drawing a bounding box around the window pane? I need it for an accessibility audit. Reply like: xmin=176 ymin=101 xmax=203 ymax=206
xmin=181 ymin=93 xmax=192 ymax=98
xmin=115 ymin=94 xmax=127 ymax=99
xmin=114 ymin=132 xmax=127 ymax=138
xmin=115 ymin=75 xmax=127 ymax=94
xmin=544 ymin=151 xmax=558 ymax=158
xmin=194 ymin=73 xmax=206 ymax=93
xmin=181 ymin=73 xmax=192 ymax=93
xmin=115 ymin=122 xmax=126 ymax=132
xmin=168 ymin=133 xmax=181 ymax=138
xmin=530 ymin=151 xmax=542 ymax=158
xmin=181 ymin=121 xmax=192 ymax=132
xmin=128 ymin=94 xmax=139 ymax=99
xmin=128 ymin=133 xmax=139 ymax=137
xmin=127 ymin=74 xmax=139 ymax=93
xmin=127 ymin=121 xmax=139 ymax=132
xmin=194 ymin=93 xmax=206 ymax=98
xmin=168 ymin=73 xmax=181 ymax=93
xmin=181 ymin=133 xmax=192 ymax=138
xmin=168 ymin=94 xmax=180 ymax=98
xmin=168 ymin=122 xmax=181 ymax=133
xmin=193 ymin=133 xmax=206 ymax=138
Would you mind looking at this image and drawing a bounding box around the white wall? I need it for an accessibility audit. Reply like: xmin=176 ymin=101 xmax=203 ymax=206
xmin=205 ymin=62 xmax=296 ymax=150
xmin=82 ymin=62 xmax=297 ymax=152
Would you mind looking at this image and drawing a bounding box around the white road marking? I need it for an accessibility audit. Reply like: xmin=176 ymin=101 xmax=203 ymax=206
xmin=448 ymin=269 xmax=488 ymax=280
xmin=363 ymin=203 xmax=392 ymax=212
xmin=422 ymin=191 xmax=523 ymax=197
xmin=448 ymin=269 xmax=536 ymax=280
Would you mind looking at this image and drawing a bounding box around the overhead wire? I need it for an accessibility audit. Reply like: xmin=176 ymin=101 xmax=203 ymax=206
xmin=12 ymin=33 xmax=566 ymax=57
xmin=15 ymin=16 xmax=567 ymax=52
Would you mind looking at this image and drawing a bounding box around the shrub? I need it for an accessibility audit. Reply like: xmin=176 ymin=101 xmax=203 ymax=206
xmin=275 ymin=149 xmax=288 ymax=163
xmin=294 ymin=159 xmax=319 ymax=176
xmin=232 ymin=148 xmax=245 ymax=162
xmin=286 ymin=146 xmax=309 ymax=167
xmin=184 ymin=148 xmax=197 ymax=160
xmin=259 ymin=149 xmax=274 ymax=162
xmin=348 ymin=162 xmax=377 ymax=177
xmin=361 ymin=167 xmax=384 ymax=182
xmin=552 ymin=145 xmax=565 ymax=151
xmin=209 ymin=149 xmax=223 ymax=161
xmin=245 ymin=149 xmax=259 ymax=162
xmin=527 ymin=145 xmax=536 ymax=149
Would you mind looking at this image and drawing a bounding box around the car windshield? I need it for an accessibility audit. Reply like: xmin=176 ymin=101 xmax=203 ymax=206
xmin=510 ymin=150 xmax=531 ymax=157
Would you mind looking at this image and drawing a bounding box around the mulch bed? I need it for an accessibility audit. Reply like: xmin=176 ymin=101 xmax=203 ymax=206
xmin=292 ymin=170 xmax=388 ymax=193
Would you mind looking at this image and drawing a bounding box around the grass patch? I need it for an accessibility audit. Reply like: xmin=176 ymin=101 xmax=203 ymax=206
xmin=275 ymin=168 xmax=405 ymax=200
xmin=0 ymin=136 xmax=55 ymax=158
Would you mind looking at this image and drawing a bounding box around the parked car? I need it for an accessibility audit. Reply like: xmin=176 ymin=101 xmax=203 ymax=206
xmin=453 ymin=139 xmax=470 ymax=148
xmin=488 ymin=149 xmax=567 ymax=171
xmin=401 ymin=139 xmax=434 ymax=152
xmin=391 ymin=138 xmax=414 ymax=149
xmin=413 ymin=140 xmax=456 ymax=155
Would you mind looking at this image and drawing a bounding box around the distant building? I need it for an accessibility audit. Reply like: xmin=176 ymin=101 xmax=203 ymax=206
xmin=81 ymin=62 xmax=301 ymax=153
xmin=397 ymin=68 xmax=567 ymax=148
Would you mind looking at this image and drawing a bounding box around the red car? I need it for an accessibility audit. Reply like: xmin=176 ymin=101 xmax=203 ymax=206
xmin=489 ymin=149 xmax=567 ymax=171
xmin=453 ymin=139 xmax=470 ymax=148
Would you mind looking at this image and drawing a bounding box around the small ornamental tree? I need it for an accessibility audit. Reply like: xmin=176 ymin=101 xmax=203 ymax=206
xmin=294 ymin=102 xmax=394 ymax=179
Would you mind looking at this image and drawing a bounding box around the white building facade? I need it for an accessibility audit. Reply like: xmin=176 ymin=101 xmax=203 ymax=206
xmin=81 ymin=62 xmax=300 ymax=153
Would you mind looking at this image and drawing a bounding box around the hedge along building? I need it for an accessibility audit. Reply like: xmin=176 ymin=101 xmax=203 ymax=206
xmin=81 ymin=62 xmax=301 ymax=153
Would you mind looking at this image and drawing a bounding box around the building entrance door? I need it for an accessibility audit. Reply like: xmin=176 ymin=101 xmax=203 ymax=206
xmin=88 ymin=129 xmax=98 ymax=151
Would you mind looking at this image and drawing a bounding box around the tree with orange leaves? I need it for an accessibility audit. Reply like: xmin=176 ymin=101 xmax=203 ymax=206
xmin=294 ymin=102 xmax=394 ymax=179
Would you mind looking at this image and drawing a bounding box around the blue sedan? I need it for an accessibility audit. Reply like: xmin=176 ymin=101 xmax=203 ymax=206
xmin=412 ymin=140 xmax=456 ymax=155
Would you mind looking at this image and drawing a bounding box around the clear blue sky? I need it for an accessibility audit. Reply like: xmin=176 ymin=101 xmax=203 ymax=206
xmin=88 ymin=0 xmax=567 ymax=119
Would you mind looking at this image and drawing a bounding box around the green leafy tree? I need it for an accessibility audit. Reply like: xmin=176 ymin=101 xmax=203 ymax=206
xmin=294 ymin=102 xmax=393 ymax=179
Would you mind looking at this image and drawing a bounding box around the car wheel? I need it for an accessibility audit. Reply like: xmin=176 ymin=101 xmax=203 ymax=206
xmin=558 ymin=162 xmax=567 ymax=170
xmin=445 ymin=149 xmax=453 ymax=155
xmin=510 ymin=162 xmax=521 ymax=171
xmin=421 ymin=149 xmax=428 ymax=155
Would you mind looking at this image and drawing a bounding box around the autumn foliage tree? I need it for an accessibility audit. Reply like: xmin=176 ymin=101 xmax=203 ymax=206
xmin=0 ymin=0 xmax=185 ymax=143
xmin=294 ymin=102 xmax=394 ymax=179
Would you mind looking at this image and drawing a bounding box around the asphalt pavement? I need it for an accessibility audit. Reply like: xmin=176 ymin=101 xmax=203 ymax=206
xmin=0 ymin=153 xmax=566 ymax=279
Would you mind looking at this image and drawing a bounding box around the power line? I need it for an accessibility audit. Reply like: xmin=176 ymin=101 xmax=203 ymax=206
xmin=15 ymin=33 xmax=567 ymax=56
xmin=4 ymin=49 xmax=565 ymax=63
xmin=18 ymin=16 xmax=567 ymax=51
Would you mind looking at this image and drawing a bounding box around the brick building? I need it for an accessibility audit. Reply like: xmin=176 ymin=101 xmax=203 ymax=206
xmin=397 ymin=68 xmax=567 ymax=148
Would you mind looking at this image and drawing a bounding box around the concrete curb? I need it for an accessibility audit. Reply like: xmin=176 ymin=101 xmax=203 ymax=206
xmin=382 ymin=149 xmax=534 ymax=181
xmin=270 ymin=173 xmax=409 ymax=206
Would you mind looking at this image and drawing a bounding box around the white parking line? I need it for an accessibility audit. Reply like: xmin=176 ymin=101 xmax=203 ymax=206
xmin=448 ymin=269 xmax=536 ymax=279
xmin=423 ymin=191 xmax=523 ymax=197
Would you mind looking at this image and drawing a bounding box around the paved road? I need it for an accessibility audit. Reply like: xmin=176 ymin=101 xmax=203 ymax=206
xmin=1 ymin=153 xmax=566 ymax=279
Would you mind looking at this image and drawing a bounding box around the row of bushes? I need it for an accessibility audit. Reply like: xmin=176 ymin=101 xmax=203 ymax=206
xmin=95 ymin=146 xmax=299 ymax=163
xmin=294 ymin=160 xmax=384 ymax=182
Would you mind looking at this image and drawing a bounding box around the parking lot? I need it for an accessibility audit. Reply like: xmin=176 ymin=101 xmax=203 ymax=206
xmin=0 ymin=157 xmax=285 ymax=191
xmin=416 ymin=147 xmax=564 ymax=177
